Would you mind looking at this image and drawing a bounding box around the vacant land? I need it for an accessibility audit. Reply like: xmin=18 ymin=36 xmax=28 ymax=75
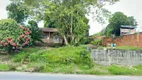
xmin=0 ymin=46 xmax=142 ymax=75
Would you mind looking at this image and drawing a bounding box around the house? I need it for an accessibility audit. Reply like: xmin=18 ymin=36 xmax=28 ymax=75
xmin=40 ymin=28 xmax=62 ymax=44
xmin=120 ymin=25 xmax=136 ymax=36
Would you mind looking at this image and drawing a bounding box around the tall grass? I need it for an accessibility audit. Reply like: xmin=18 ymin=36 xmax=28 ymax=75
xmin=108 ymin=65 xmax=142 ymax=75
xmin=12 ymin=47 xmax=47 ymax=62
xmin=10 ymin=46 xmax=142 ymax=75
xmin=29 ymin=46 xmax=93 ymax=66
xmin=117 ymin=46 xmax=142 ymax=50
xmin=0 ymin=64 xmax=9 ymax=71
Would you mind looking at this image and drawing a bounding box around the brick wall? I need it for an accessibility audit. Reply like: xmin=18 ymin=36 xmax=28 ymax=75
xmin=102 ymin=32 xmax=142 ymax=47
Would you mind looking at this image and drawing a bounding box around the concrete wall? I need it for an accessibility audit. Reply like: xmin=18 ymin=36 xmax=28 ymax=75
xmin=102 ymin=33 xmax=142 ymax=47
xmin=91 ymin=49 xmax=142 ymax=66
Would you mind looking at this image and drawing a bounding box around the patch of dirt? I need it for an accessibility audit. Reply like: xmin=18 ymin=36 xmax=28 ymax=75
xmin=0 ymin=54 xmax=12 ymax=64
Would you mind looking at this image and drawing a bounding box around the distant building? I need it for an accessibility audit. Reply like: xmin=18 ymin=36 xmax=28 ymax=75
xmin=120 ymin=25 xmax=137 ymax=36
xmin=40 ymin=28 xmax=62 ymax=44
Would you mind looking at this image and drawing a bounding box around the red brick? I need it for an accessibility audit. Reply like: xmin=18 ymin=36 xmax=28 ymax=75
xmin=102 ymin=33 xmax=142 ymax=47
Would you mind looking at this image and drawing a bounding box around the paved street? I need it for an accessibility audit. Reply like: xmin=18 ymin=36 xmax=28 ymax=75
xmin=0 ymin=72 xmax=142 ymax=80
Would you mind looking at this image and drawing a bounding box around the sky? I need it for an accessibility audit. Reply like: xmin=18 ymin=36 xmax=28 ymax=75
xmin=0 ymin=0 xmax=142 ymax=35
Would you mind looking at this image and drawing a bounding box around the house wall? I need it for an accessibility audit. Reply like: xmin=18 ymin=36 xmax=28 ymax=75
xmin=120 ymin=28 xmax=136 ymax=35
xmin=102 ymin=32 xmax=142 ymax=47
xmin=43 ymin=32 xmax=62 ymax=44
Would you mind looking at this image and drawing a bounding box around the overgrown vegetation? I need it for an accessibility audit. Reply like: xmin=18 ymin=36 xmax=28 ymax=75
xmin=108 ymin=65 xmax=142 ymax=75
xmin=116 ymin=46 xmax=142 ymax=50
xmin=6 ymin=2 xmax=29 ymax=23
xmin=0 ymin=64 xmax=9 ymax=71
xmin=0 ymin=19 xmax=32 ymax=53
xmin=29 ymin=46 xmax=92 ymax=65
xmin=0 ymin=0 xmax=141 ymax=76
xmin=12 ymin=47 xmax=46 ymax=62
xmin=0 ymin=46 xmax=138 ymax=75
xmin=28 ymin=20 xmax=43 ymax=45
xmin=91 ymin=39 xmax=102 ymax=46
xmin=9 ymin=0 xmax=119 ymax=45
xmin=104 ymin=12 xmax=137 ymax=37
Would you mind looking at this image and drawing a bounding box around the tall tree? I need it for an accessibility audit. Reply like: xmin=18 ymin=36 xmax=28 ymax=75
xmin=6 ymin=2 xmax=29 ymax=23
xmin=10 ymin=0 xmax=119 ymax=45
xmin=127 ymin=16 xmax=138 ymax=26
xmin=105 ymin=12 xmax=138 ymax=37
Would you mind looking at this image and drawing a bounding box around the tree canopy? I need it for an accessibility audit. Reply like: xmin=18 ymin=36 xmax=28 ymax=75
xmin=105 ymin=12 xmax=137 ymax=37
xmin=10 ymin=0 xmax=119 ymax=45
xmin=6 ymin=2 xmax=29 ymax=23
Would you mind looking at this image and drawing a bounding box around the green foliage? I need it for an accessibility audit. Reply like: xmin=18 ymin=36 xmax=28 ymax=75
xmin=28 ymin=20 xmax=43 ymax=45
xmin=10 ymin=0 xmax=119 ymax=45
xmin=0 ymin=64 xmax=9 ymax=71
xmin=91 ymin=39 xmax=102 ymax=46
xmin=29 ymin=46 xmax=93 ymax=66
xmin=21 ymin=47 xmax=46 ymax=53
xmin=43 ymin=1 xmax=90 ymax=45
xmin=117 ymin=46 xmax=142 ymax=50
xmin=6 ymin=2 xmax=29 ymax=23
xmin=12 ymin=47 xmax=46 ymax=62
xmin=12 ymin=52 xmax=29 ymax=62
xmin=105 ymin=12 xmax=138 ymax=36
xmin=108 ymin=65 xmax=142 ymax=75
xmin=0 ymin=19 xmax=32 ymax=53
xmin=0 ymin=19 xmax=19 ymax=40
xmin=4 ymin=46 xmax=142 ymax=75
xmin=134 ymin=65 xmax=142 ymax=74
xmin=44 ymin=21 xmax=56 ymax=28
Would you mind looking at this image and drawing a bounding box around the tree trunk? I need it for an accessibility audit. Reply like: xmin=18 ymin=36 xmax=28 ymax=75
xmin=63 ymin=35 xmax=68 ymax=45
xmin=70 ymin=14 xmax=74 ymax=44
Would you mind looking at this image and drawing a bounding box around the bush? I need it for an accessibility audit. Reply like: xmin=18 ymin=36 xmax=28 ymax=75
xmin=29 ymin=46 xmax=93 ymax=66
xmin=91 ymin=39 xmax=102 ymax=46
xmin=28 ymin=20 xmax=43 ymax=46
xmin=0 ymin=19 xmax=32 ymax=53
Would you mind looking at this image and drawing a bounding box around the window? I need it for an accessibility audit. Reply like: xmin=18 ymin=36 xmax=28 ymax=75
xmin=53 ymin=35 xmax=60 ymax=43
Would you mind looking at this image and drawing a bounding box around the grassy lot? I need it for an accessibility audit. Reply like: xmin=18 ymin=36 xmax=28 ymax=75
xmin=116 ymin=46 xmax=142 ymax=50
xmin=1 ymin=46 xmax=142 ymax=75
xmin=98 ymin=46 xmax=142 ymax=50
xmin=0 ymin=64 xmax=9 ymax=71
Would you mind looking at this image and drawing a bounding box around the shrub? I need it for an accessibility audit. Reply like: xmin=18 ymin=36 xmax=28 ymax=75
xmin=91 ymin=39 xmax=102 ymax=46
xmin=28 ymin=20 xmax=43 ymax=46
xmin=0 ymin=19 xmax=32 ymax=53
xmin=29 ymin=46 xmax=93 ymax=67
xmin=0 ymin=64 xmax=9 ymax=71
